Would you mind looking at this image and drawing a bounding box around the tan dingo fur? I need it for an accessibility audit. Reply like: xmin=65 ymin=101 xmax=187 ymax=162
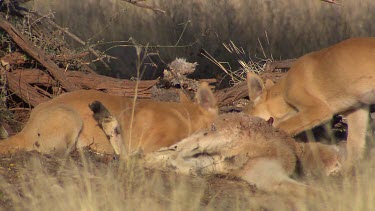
xmin=0 ymin=82 xmax=217 ymax=155
xmin=246 ymin=37 xmax=375 ymax=165
xmin=143 ymin=113 xmax=343 ymax=197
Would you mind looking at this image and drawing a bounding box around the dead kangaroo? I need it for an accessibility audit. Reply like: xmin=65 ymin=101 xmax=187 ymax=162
xmin=246 ymin=37 xmax=375 ymax=166
xmin=92 ymin=103 xmax=343 ymax=196
xmin=139 ymin=113 xmax=343 ymax=197
xmin=0 ymin=82 xmax=217 ymax=155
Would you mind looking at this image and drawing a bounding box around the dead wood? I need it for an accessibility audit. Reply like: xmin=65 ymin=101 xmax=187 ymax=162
xmin=8 ymin=69 xmax=157 ymax=98
xmin=6 ymin=71 xmax=50 ymax=107
xmin=0 ymin=18 xmax=78 ymax=92
xmin=215 ymin=82 xmax=248 ymax=107
xmin=0 ymin=52 xmax=25 ymax=69
xmin=263 ymin=59 xmax=297 ymax=73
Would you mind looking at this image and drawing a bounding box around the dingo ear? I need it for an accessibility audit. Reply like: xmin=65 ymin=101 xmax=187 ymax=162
xmin=195 ymin=82 xmax=217 ymax=111
xmin=247 ymin=72 xmax=265 ymax=102
xmin=178 ymin=90 xmax=191 ymax=103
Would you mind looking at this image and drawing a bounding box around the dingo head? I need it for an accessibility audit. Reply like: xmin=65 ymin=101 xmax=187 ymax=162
xmin=89 ymin=101 xmax=122 ymax=156
xmin=245 ymin=72 xmax=293 ymax=127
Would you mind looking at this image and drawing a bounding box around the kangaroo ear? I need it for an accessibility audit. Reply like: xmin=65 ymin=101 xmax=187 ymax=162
xmin=195 ymin=82 xmax=217 ymax=111
xmin=247 ymin=72 xmax=265 ymax=102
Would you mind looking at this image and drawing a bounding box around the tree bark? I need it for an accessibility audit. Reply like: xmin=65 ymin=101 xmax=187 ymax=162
xmin=7 ymin=71 xmax=51 ymax=107
xmin=8 ymin=69 xmax=157 ymax=98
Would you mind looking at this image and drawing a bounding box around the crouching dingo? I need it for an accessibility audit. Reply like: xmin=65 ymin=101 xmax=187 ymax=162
xmin=246 ymin=37 xmax=375 ymax=166
xmin=0 ymin=82 xmax=217 ymax=156
xmin=141 ymin=113 xmax=344 ymax=197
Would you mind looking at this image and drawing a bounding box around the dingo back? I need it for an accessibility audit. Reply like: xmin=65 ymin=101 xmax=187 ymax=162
xmin=246 ymin=37 xmax=375 ymax=165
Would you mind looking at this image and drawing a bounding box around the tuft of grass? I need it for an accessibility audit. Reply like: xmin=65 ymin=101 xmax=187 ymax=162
xmin=202 ymin=39 xmax=272 ymax=85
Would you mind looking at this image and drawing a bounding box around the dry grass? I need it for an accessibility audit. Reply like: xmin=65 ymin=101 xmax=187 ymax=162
xmin=0 ymin=149 xmax=374 ymax=211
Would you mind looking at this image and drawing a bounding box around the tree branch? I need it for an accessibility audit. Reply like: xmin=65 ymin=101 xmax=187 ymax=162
xmin=121 ymin=0 xmax=166 ymax=14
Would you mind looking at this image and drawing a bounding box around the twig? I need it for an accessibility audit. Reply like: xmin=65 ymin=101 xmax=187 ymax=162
xmin=121 ymin=0 xmax=166 ymax=14
xmin=321 ymin=0 xmax=342 ymax=5
xmin=48 ymin=52 xmax=90 ymax=62
xmin=8 ymin=108 xmax=32 ymax=111
xmin=33 ymin=85 xmax=53 ymax=98
xmin=175 ymin=21 xmax=191 ymax=46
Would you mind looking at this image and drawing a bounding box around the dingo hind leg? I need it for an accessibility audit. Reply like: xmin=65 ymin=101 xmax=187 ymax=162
xmin=0 ymin=105 xmax=83 ymax=155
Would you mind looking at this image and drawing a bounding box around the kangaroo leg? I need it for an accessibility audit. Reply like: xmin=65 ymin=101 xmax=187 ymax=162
xmin=239 ymin=158 xmax=317 ymax=198
xmin=344 ymin=107 xmax=369 ymax=167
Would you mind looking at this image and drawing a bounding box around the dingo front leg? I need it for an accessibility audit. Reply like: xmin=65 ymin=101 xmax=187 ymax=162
xmin=277 ymin=106 xmax=333 ymax=136
xmin=344 ymin=107 xmax=369 ymax=167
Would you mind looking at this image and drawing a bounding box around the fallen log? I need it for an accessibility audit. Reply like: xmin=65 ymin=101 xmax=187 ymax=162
xmin=66 ymin=71 xmax=156 ymax=97
xmin=8 ymin=69 xmax=157 ymax=99
xmin=215 ymin=82 xmax=248 ymax=107
xmin=7 ymin=71 xmax=50 ymax=107
xmin=6 ymin=57 xmax=295 ymax=107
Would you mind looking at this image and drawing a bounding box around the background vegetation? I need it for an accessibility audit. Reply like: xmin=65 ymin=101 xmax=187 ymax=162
xmin=27 ymin=0 xmax=374 ymax=81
